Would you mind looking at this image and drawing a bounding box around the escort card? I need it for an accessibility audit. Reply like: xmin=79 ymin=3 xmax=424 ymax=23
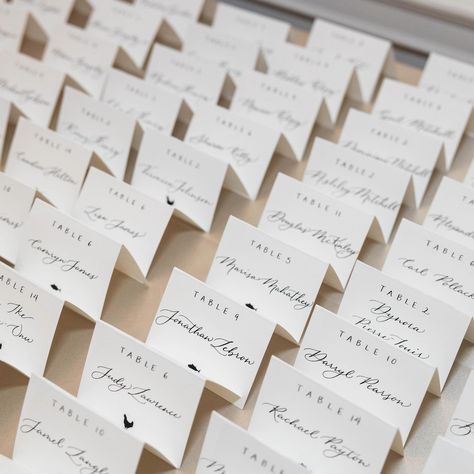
xmin=132 ymin=131 xmax=227 ymax=232
xmin=78 ymin=321 xmax=205 ymax=467
xmin=0 ymin=262 xmax=63 ymax=376
xmin=339 ymin=108 xmax=442 ymax=208
xmin=56 ymin=86 xmax=135 ymax=179
xmin=14 ymin=0 xmax=75 ymax=32
xmin=207 ymin=216 xmax=327 ymax=343
xmin=0 ymin=98 xmax=11 ymax=157
xmin=295 ymin=306 xmax=434 ymax=453
xmin=230 ymin=70 xmax=322 ymax=161
xmin=185 ymin=102 xmax=279 ymax=200
xmin=6 ymin=117 xmax=91 ymax=211
xmin=383 ymin=219 xmax=474 ymax=342
xmin=304 ymin=137 xmax=408 ymax=243
xmin=258 ymin=173 xmax=372 ymax=291
xmin=0 ymin=456 xmax=31 ymax=474
xmin=306 ymin=19 xmax=394 ymax=103
xmin=372 ymin=79 xmax=471 ymax=171
xmin=465 ymin=159 xmax=474 ymax=188
xmin=424 ymin=177 xmax=474 ymax=249
xmin=13 ymin=374 xmax=143 ymax=474
xmin=197 ymin=411 xmax=309 ymax=474
xmin=0 ymin=3 xmax=31 ymax=53
xmin=15 ymin=199 xmax=121 ymax=321
xmin=249 ymin=356 xmax=396 ymax=473
xmin=0 ymin=50 xmax=64 ymax=127
xmin=146 ymin=268 xmax=275 ymax=408
xmin=72 ymin=168 xmax=173 ymax=281
xmin=338 ymin=261 xmax=470 ymax=395
xmin=422 ymin=437 xmax=474 ymax=474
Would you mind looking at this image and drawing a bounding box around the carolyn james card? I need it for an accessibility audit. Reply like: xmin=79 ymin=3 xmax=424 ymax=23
xmin=132 ymin=131 xmax=227 ymax=232
xmin=259 ymin=173 xmax=372 ymax=291
xmin=15 ymin=199 xmax=121 ymax=321
xmin=13 ymin=375 xmax=144 ymax=474
xmin=304 ymin=137 xmax=409 ymax=244
xmin=422 ymin=437 xmax=474 ymax=474
xmin=338 ymin=261 xmax=470 ymax=395
xmin=78 ymin=321 xmax=205 ymax=468
xmin=248 ymin=357 xmax=396 ymax=474
xmin=146 ymin=268 xmax=275 ymax=408
xmin=207 ymin=216 xmax=327 ymax=343
xmin=295 ymin=306 xmax=434 ymax=454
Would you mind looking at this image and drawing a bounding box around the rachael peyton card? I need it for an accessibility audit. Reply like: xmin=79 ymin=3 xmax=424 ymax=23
xmin=339 ymin=108 xmax=442 ymax=208
xmin=184 ymin=102 xmax=279 ymax=200
xmin=304 ymin=137 xmax=409 ymax=243
xmin=248 ymin=356 xmax=396 ymax=473
xmin=383 ymin=219 xmax=474 ymax=342
xmin=15 ymin=199 xmax=121 ymax=321
xmin=207 ymin=216 xmax=327 ymax=343
xmin=372 ymin=79 xmax=471 ymax=171
xmin=72 ymin=167 xmax=173 ymax=281
xmin=230 ymin=70 xmax=322 ymax=161
xmin=13 ymin=375 xmax=143 ymax=474
xmin=13 ymin=0 xmax=75 ymax=32
xmin=295 ymin=306 xmax=434 ymax=453
xmin=78 ymin=321 xmax=205 ymax=467
xmin=339 ymin=261 xmax=470 ymax=395
xmin=56 ymin=86 xmax=135 ymax=179
xmin=0 ymin=262 xmax=63 ymax=376
xmin=258 ymin=173 xmax=372 ymax=291
xmin=132 ymin=131 xmax=227 ymax=232
xmin=146 ymin=268 xmax=275 ymax=408
xmin=197 ymin=411 xmax=309 ymax=474
xmin=422 ymin=437 xmax=474 ymax=474
xmin=0 ymin=456 xmax=32 ymax=474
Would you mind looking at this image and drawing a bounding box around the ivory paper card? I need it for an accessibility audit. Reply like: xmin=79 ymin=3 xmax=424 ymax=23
xmin=339 ymin=261 xmax=470 ymax=395
xmin=146 ymin=268 xmax=275 ymax=408
xmin=13 ymin=374 xmax=143 ymax=474
xmin=0 ymin=98 xmax=11 ymax=157
xmin=295 ymin=306 xmax=434 ymax=452
xmin=132 ymin=131 xmax=227 ymax=232
xmin=207 ymin=216 xmax=327 ymax=343
xmin=14 ymin=0 xmax=75 ymax=31
xmin=258 ymin=173 xmax=372 ymax=291
xmin=0 ymin=456 xmax=31 ymax=474
xmin=0 ymin=3 xmax=30 ymax=53
xmin=465 ymin=159 xmax=474 ymax=188
xmin=78 ymin=321 xmax=205 ymax=467
xmin=185 ymin=102 xmax=279 ymax=199
xmin=249 ymin=356 xmax=396 ymax=474
xmin=422 ymin=437 xmax=474 ymax=474
xmin=230 ymin=70 xmax=322 ymax=161
xmin=0 ymin=262 xmax=63 ymax=376
xmin=56 ymin=86 xmax=135 ymax=179
xmin=15 ymin=199 xmax=121 ymax=321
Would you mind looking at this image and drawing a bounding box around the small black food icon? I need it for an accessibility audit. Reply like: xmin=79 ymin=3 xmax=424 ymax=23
xmin=50 ymin=283 xmax=61 ymax=292
xmin=188 ymin=363 xmax=200 ymax=373
xmin=166 ymin=195 xmax=175 ymax=206
xmin=245 ymin=303 xmax=257 ymax=311
xmin=123 ymin=413 xmax=134 ymax=429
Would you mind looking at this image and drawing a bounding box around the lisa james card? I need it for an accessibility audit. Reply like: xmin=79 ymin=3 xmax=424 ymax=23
xmin=146 ymin=268 xmax=275 ymax=408
xmin=207 ymin=216 xmax=327 ymax=343
xmin=422 ymin=437 xmax=474 ymax=474
xmin=78 ymin=321 xmax=205 ymax=468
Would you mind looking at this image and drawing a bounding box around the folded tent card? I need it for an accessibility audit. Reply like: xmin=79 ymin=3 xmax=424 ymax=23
xmin=422 ymin=437 xmax=474 ymax=474
xmin=0 ymin=456 xmax=31 ymax=474
xmin=78 ymin=321 xmax=205 ymax=468
xmin=146 ymin=267 xmax=275 ymax=408
xmin=0 ymin=98 xmax=11 ymax=158
xmin=465 ymin=159 xmax=474 ymax=189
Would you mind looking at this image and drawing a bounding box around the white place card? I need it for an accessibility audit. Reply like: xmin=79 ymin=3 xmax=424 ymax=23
xmin=372 ymin=79 xmax=471 ymax=171
xmin=72 ymin=167 xmax=173 ymax=281
xmin=249 ymin=356 xmax=396 ymax=473
xmin=132 ymin=131 xmax=227 ymax=232
xmin=6 ymin=117 xmax=91 ymax=212
xmin=383 ymin=219 xmax=474 ymax=342
xmin=78 ymin=321 xmax=205 ymax=467
xmin=0 ymin=98 xmax=11 ymax=157
xmin=0 ymin=3 xmax=31 ymax=53
xmin=465 ymin=159 xmax=474 ymax=189
xmin=259 ymin=173 xmax=372 ymax=291
xmin=0 ymin=50 xmax=64 ymax=127
xmin=0 ymin=456 xmax=31 ymax=474
xmin=56 ymin=86 xmax=135 ymax=179
xmin=424 ymin=177 xmax=474 ymax=249
xmin=207 ymin=216 xmax=327 ymax=343
xmin=13 ymin=374 xmax=143 ymax=474
xmin=15 ymin=199 xmax=121 ymax=321
xmin=230 ymin=70 xmax=322 ymax=161
xmin=197 ymin=411 xmax=309 ymax=474
xmin=304 ymin=137 xmax=409 ymax=243
xmin=14 ymin=0 xmax=75 ymax=32
xmin=185 ymin=102 xmax=279 ymax=200
xmin=422 ymin=437 xmax=474 ymax=474
xmin=306 ymin=19 xmax=394 ymax=103
xmin=146 ymin=268 xmax=275 ymax=408
xmin=43 ymin=24 xmax=118 ymax=99
xmin=339 ymin=261 xmax=470 ymax=395
xmin=295 ymin=306 xmax=434 ymax=453
xmin=339 ymin=108 xmax=442 ymax=208
xmin=0 ymin=172 xmax=36 ymax=264
xmin=0 ymin=262 xmax=63 ymax=376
